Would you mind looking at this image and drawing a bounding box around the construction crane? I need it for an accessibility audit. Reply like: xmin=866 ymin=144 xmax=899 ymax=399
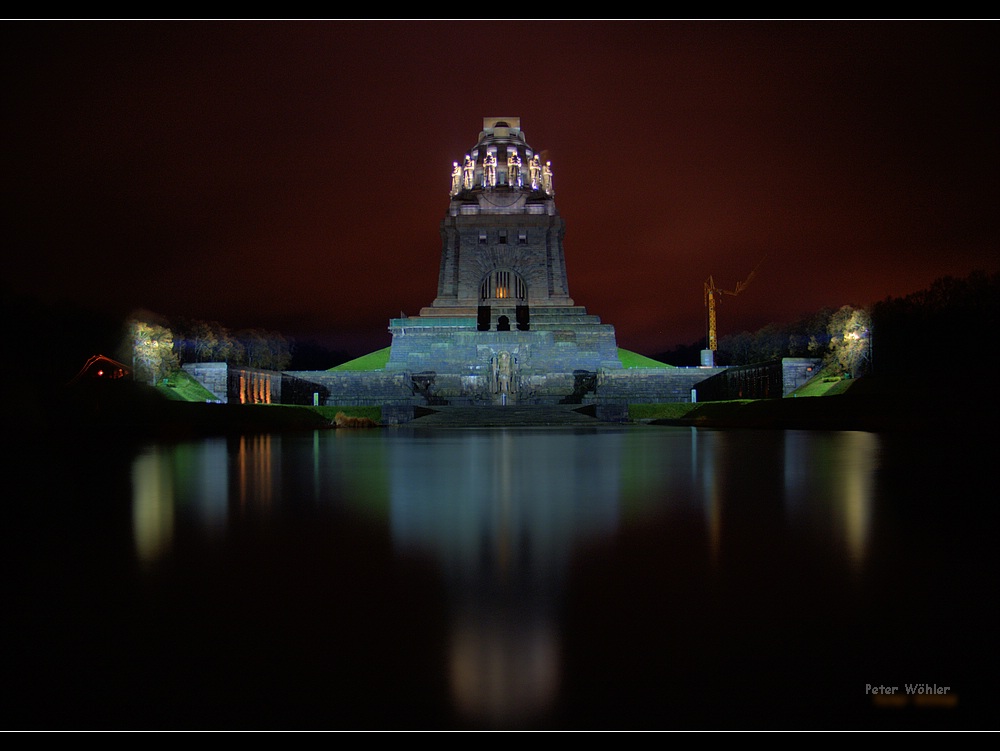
xmin=704 ymin=259 xmax=763 ymax=353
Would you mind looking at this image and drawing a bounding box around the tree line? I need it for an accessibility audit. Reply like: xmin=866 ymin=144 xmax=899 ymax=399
xmin=658 ymin=269 xmax=997 ymax=379
xmin=868 ymin=269 xmax=998 ymax=378
xmin=123 ymin=312 xmax=295 ymax=386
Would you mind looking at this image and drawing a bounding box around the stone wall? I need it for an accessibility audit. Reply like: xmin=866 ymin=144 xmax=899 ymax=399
xmin=182 ymin=362 xmax=228 ymax=402
xmin=386 ymin=320 xmax=622 ymax=375
xmin=282 ymin=370 xmax=415 ymax=407
xmin=183 ymin=363 xmax=307 ymax=406
xmin=183 ymin=361 xmax=822 ymax=422
xmin=596 ymin=367 xmax=728 ymax=405
xmin=782 ymin=358 xmax=823 ymax=396
xmin=690 ymin=358 xmax=823 ymax=401
xmin=185 ymin=362 xmax=731 ymax=414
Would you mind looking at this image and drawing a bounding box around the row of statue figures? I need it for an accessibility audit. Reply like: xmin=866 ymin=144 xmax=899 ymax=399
xmin=450 ymin=152 xmax=553 ymax=196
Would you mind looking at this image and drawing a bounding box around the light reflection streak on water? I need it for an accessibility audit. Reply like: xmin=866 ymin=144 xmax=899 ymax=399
xmin=782 ymin=430 xmax=878 ymax=571
xmin=130 ymin=439 xmax=230 ymax=565
xmin=694 ymin=427 xmax=723 ymax=566
xmin=237 ymin=434 xmax=276 ymax=513
xmin=131 ymin=447 xmax=174 ymax=566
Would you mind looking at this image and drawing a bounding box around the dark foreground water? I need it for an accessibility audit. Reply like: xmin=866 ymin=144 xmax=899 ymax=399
xmin=7 ymin=424 xmax=996 ymax=729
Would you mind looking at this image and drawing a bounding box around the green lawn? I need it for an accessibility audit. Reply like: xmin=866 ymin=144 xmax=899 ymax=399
xmin=155 ymin=370 xmax=222 ymax=401
xmin=787 ymin=366 xmax=855 ymax=397
xmin=617 ymin=349 xmax=673 ymax=368
xmin=629 ymin=400 xmax=755 ymax=421
xmin=329 ymin=347 xmax=391 ymax=371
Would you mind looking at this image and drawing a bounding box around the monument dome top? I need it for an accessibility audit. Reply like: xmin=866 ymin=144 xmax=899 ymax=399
xmin=449 ymin=117 xmax=554 ymax=199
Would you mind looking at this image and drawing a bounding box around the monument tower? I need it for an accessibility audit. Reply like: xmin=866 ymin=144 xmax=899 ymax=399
xmin=386 ymin=118 xmax=621 ymax=405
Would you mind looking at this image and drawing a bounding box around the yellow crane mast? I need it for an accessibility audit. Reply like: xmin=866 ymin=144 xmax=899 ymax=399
xmin=703 ymin=260 xmax=763 ymax=353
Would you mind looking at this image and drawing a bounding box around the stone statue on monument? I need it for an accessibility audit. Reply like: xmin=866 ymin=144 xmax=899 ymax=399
xmin=542 ymin=161 xmax=554 ymax=195
xmin=507 ymin=150 xmax=522 ymax=188
xmin=483 ymin=151 xmax=497 ymax=189
xmin=463 ymin=155 xmax=475 ymax=190
xmin=491 ymin=351 xmax=513 ymax=398
xmin=529 ymin=154 xmax=541 ymax=190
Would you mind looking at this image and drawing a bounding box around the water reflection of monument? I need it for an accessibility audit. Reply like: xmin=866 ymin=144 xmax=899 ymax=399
xmin=388 ymin=430 xmax=624 ymax=726
xmin=127 ymin=429 xmax=879 ymax=726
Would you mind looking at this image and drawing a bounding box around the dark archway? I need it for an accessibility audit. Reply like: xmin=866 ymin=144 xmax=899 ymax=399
xmin=516 ymin=305 xmax=530 ymax=331
xmin=477 ymin=306 xmax=491 ymax=332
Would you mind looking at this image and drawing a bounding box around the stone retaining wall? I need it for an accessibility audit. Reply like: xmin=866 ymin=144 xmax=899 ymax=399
xmin=183 ymin=360 xmax=821 ymax=422
xmin=282 ymin=370 xmax=415 ymax=407
xmin=182 ymin=362 xmax=228 ymax=402
xmin=596 ymin=367 xmax=728 ymax=404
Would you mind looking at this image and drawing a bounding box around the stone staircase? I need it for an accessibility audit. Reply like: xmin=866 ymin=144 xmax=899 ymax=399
xmin=405 ymin=404 xmax=605 ymax=427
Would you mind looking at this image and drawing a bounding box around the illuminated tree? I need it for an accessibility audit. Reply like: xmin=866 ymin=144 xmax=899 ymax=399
xmin=826 ymin=305 xmax=871 ymax=378
xmin=129 ymin=317 xmax=178 ymax=386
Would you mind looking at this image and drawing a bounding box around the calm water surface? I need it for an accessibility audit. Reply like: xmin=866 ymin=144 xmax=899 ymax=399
xmin=9 ymin=425 xmax=995 ymax=729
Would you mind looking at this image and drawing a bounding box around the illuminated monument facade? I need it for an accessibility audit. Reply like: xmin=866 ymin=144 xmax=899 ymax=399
xmin=275 ymin=117 xmax=732 ymax=419
xmin=386 ymin=117 xmax=621 ymax=405
xmin=185 ymin=120 xmax=804 ymax=413
xmin=188 ymin=117 xmax=816 ymax=414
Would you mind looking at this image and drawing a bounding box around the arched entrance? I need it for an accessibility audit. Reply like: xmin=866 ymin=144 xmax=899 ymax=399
xmin=479 ymin=270 xmax=529 ymax=331
xmin=480 ymin=269 xmax=526 ymax=303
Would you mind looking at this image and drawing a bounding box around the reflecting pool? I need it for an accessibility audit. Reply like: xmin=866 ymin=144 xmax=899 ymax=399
xmin=8 ymin=425 xmax=994 ymax=729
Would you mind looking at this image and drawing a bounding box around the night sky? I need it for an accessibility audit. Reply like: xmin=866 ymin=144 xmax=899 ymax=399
xmin=3 ymin=21 xmax=997 ymax=358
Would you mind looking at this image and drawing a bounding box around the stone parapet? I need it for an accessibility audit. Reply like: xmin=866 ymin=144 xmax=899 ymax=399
xmin=597 ymin=367 xmax=728 ymax=404
xmin=283 ymin=370 xmax=415 ymax=407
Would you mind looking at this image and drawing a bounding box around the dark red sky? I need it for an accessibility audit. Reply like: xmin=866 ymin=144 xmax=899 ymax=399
xmin=3 ymin=21 xmax=997 ymax=356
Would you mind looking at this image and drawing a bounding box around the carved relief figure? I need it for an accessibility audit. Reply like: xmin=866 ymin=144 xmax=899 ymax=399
xmin=492 ymin=351 xmax=513 ymax=397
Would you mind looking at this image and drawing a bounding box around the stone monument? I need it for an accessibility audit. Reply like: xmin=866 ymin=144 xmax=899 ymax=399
xmin=386 ymin=117 xmax=622 ymax=405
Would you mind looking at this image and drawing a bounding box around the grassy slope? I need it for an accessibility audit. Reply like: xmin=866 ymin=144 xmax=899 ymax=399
xmin=617 ymin=349 xmax=673 ymax=368
xmin=329 ymin=347 xmax=391 ymax=371
xmin=786 ymin=365 xmax=854 ymax=397
xmin=156 ymin=370 xmax=222 ymax=401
